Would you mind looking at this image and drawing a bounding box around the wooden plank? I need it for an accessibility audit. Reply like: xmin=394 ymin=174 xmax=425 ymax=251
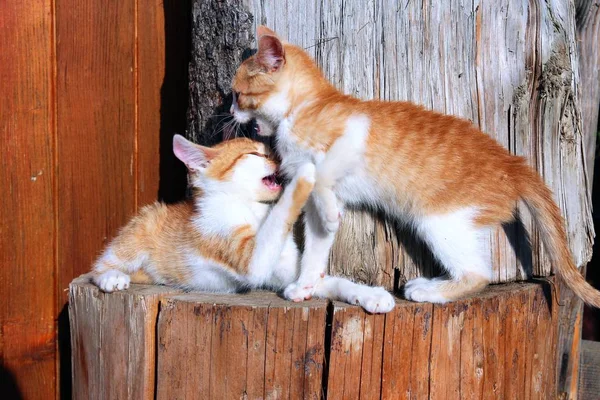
xmin=304 ymin=302 xmax=326 ymax=399
xmin=459 ymin=298 xmax=485 ymax=400
xmin=358 ymin=312 xmax=385 ymax=400
xmin=575 ymin=0 xmax=600 ymax=180
xmin=527 ymin=282 xmax=556 ymax=399
xmin=326 ymin=304 xmax=364 ymax=399
xmin=136 ymin=0 xmax=165 ymax=206
xmin=69 ymin=276 xmax=178 ymax=399
xmin=0 ymin=0 xmax=56 ymax=398
xmin=502 ymin=289 xmax=529 ymax=400
xmin=579 ymin=340 xmax=600 ymax=400
xmin=56 ymin=0 xmax=137 ymax=305
xmin=156 ymin=292 xmax=327 ymax=400
xmin=429 ymin=303 xmax=463 ymax=400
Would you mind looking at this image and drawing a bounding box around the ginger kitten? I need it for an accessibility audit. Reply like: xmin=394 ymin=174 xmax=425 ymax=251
xmin=230 ymin=26 xmax=600 ymax=306
xmin=91 ymin=135 xmax=395 ymax=313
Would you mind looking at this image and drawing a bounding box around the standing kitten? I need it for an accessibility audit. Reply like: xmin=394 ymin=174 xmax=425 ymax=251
xmin=91 ymin=135 xmax=394 ymax=313
xmin=230 ymin=26 xmax=600 ymax=307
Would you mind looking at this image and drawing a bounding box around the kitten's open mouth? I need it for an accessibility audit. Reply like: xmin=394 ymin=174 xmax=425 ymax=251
xmin=262 ymin=173 xmax=281 ymax=191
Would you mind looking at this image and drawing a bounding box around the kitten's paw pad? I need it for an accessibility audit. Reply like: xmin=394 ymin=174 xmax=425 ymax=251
xmin=296 ymin=163 xmax=316 ymax=184
xmin=283 ymin=283 xmax=314 ymax=302
xmin=403 ymin=278 xmax=448 ymax=304
xmin=95 ymin=270 xmax=130 ymax=293
xmin=351 ymin=287 xmax=395 ymax=313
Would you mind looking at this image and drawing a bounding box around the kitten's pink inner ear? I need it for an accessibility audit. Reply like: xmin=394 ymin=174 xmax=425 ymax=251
xmin=257 ymin=35 xmax=285 ymax=72
xmin=172 ymin=134 xmax=218 ymax=170
xmin=257 ymin=25 xmax=278 ymax=38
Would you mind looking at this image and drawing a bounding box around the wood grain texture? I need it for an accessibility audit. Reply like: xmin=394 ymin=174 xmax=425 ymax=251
xmin=56 ymin=0 xmax=137 ymax=306
xmin=0 ymin=1 xmax=56 ymax=397
xmin=328 ymin=282 xmax=557 ymax=400
xmin=575 ymin=0 xmax=600 ymax=180
xmin=156 ymin=291 xmax=327 ymax=400
xmin=69 ymin=276 xmax=178 ymax=400
xmin=69 ymin=279 xmax=560 ymax=399
xmin=579 ymin=340 xmax=600 ymax=400
xmin=1 ymin=0 xmax=169 ymax=397
xmin=136 ymin=0 xmax=165 ymax=206
xmin=247 ymin=0 xmax=594 ymax=287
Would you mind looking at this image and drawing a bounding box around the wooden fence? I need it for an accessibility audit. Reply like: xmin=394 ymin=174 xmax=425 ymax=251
xmin=0 ymin=1 xmax=186 ymax=397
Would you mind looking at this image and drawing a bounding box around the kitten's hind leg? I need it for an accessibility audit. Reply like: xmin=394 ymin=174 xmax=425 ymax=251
xmin=404 ymin=209 xmax=492 ymax=303
xmin=313 ymin=276 xmax=395 ymax=313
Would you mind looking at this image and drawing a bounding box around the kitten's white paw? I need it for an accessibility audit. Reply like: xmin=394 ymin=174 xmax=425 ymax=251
xmin=283 ymin=274 xmax=323 ymax=302
xmin=350 ymin=287 xmax=395 ymax=313
xmin=296 ymin=163 xmax=316 ymax=184
xmin=95 ymin=270 xmax=130 ymax=293
xmin=403 ymin=277 xmax=449 ymax=304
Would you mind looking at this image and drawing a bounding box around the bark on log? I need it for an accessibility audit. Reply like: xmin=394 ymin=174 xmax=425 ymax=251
xmin=186 ymin=0 xmax=253 ymax=146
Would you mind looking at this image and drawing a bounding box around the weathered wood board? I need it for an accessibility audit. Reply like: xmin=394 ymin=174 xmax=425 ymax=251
xmin=327 ymin=282 xmax=557 ymax=400
xmin=579 ymin=339 xmax=600 ymax=400
xmin=242 ymin=0 xmax=594 ymax=290
xmin=156 ymin=292 xmax=327 ymax=400
xmin=69 ymin=276 xmax=180 ymax=399
xmin=70 ymin=277 xmax=559 ymax=399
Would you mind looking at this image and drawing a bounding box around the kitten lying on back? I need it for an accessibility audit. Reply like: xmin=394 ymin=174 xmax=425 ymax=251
xmin=91 ymin=135 xmax=395 ymax=313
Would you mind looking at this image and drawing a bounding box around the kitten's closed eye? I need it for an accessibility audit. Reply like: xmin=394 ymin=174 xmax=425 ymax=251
xmin=248 ymin=151 xmax=267 ymax=158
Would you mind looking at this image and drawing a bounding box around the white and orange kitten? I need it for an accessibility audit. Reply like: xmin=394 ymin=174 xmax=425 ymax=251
xmin=91 ymin=135 xmax=395 ymax=313
xmin=230 ymin=26 xmax=600 ymax=306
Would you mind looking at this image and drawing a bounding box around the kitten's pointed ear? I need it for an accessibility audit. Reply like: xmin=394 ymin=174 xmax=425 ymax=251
xmin=257 ymin=34 xmax=285 ymax=72
xmin=257 ymin=25 xmax=278 ymax=38
xmin=173 ymin=134 xmax=218 ymax=171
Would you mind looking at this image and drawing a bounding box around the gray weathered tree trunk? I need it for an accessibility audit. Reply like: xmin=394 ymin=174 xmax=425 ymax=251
xmin=188 ymin=0 xmax=594 ymax=287
xmin=187 ymin=1 xmax=598 ymax=397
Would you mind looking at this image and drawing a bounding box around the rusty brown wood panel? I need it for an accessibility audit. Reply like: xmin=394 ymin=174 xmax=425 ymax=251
xmin=156 ymin=292 xmax=327 ymax=400
xmin=136 ymin=0 xmax=164 ymax=207
xmin=55 ymin=0 xmax=137 ymax=307
xmin=0 ymin=0 xmax=56 ymax=398
xmin=68 ymin=276 xmax=178 ymax=399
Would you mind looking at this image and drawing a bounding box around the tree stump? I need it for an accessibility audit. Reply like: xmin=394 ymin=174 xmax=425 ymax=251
xmin=69 ymin=275 xmax=559 ymax=399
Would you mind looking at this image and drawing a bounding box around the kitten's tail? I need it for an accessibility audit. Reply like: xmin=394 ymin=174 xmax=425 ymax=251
xmin=521 ymin=172 xmax=600 ymax=307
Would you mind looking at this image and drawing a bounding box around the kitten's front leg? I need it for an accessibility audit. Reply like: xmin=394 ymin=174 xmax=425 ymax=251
xmin=312 ymin=184 xmax=343 ymax=233
xmin=283 ymin=199 xmax=336 ymax=302
xmin=246 ymin=163 xmax=315 ymax=286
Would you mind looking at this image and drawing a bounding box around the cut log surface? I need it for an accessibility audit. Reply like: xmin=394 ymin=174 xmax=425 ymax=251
xmin=70 ymin=276 xmax=559 ymax=399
